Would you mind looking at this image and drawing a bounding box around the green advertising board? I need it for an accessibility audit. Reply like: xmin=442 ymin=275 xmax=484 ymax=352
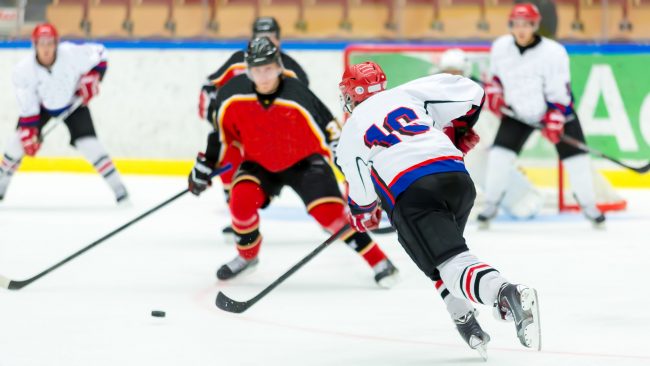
xmin=348 ymin=49 xmax=650 ymax=162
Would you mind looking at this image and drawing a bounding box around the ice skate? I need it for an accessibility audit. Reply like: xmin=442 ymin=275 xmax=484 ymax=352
xmin=454 ymin=309 xmax=491 ymax=361
xmin=222 ymin=225 xmax=235 ymax=242
xmin=115 ymin=188 xmax=132 ymax=207
xmin=373 ymin=259 xmax=399 ymax=289
xmin=217 ymin=255 xmax=259 ymax=280
xmin=583 ymin=205 xmax=605 ymax=229
xmin=477 ymin=203 xmax=498 ymax=230
xmin=495 ymin=283 xmax=541 ymax=350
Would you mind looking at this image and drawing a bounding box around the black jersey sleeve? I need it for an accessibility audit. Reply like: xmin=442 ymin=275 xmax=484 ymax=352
xmin=201 ymin=51 xmax=246 ymax=125
xmin=280 ymin=53 xmax=309 ymax=87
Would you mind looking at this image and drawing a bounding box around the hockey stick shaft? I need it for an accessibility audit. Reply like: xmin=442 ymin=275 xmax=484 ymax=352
xmin=0 ymin=163 xmax=231 ymax=290
xmin=39 ymin=98 xmax=84 ymax=141
xmin=559 ymin=134 xmax=650 ymax=174
xmin=215 ymin=224 xmax=351 ymax=313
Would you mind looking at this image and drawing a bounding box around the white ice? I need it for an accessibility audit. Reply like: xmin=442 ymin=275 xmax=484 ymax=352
xmin=1 ymin=173 xmax=649 ymax=366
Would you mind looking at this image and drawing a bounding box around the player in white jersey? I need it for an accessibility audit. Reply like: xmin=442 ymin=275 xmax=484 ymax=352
xmin=438 ymin=48 xmax=545 ymax=219
xmin=0 ymin=24 xmax=128 ymax=204
xmin=478 ymin=3 xmax=605 ymax=227
xmin=336 ymin=61 xmax=541 ymax=356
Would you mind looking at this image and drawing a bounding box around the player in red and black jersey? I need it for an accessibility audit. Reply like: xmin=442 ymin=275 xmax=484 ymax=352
xmin=188 ymin=37 xmax=399 ymax=287
xmin=198 ymin=17 xmax=309 ymax=236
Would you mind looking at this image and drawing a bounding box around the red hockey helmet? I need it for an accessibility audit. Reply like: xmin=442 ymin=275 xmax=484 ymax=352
xmin=509 ymin=3 xmax=541 ymax=25
xmin=339 ymin=61 xmax=387 ymax=113
xmin=31 ymin=23 xmax=59 ymax=44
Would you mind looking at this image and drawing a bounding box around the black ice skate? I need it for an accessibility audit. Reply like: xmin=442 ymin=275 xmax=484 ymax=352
xmin=373 ymin=258 xmax=399 ymax=288
xmin=454 ymin=310 xmax=491 ymax=361
xmin=477 ymin=203 xmax=498 ymax=230
xmin=222 ymin=225 xmax=235 ymax=243
xmin=583 ymin=206 xmax=606 ymax=229
xmin=496 ymin=283 xmax=541 ymax=350
xmin=217 ymin=256 xmax=259 ymax=280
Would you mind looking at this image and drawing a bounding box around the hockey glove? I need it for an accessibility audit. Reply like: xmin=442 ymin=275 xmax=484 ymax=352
xmin=19 ymin=126 xmax=41 ymax=156
xmin=76 ymin=70 xmax=101 ymax=105
xmin=443 ymin=125 xmax=480 ymax=155
xmin=348 ymin=200 xmax=382 ymax=232
xmin=541 ymin=109 xmax=565 ymax=144
xmin=485 ymin=77 xmax=506 ymax=118
xmin=188 ymin=153 xmax=214 ymax=196
xmin=456 ymin=128 xmax=480 ymax=154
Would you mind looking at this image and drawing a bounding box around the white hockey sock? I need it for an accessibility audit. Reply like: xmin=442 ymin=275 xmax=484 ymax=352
xmin=563 ymin=153 xmax=597 ymax=211
xmin=0 ymin=132 xmax=26 ymax=196
xmin=484 ymin=146 xmax=518 ymax=206
xmin=74 ymin=137 xmax=126 ymax=198
xmin=435 ymin=279 xmax=474 ymax=320
xmin=438 ymin=251 xmax=508 ymax=306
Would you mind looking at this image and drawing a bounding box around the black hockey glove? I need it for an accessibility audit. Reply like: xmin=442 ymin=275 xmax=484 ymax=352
xmin=188 ymin=153 xmax=214 ymax=196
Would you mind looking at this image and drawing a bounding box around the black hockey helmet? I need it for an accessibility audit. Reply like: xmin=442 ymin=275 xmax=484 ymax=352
xmin=245 ymin=36 xmax=282 ymax=68
xmin=252 ymin=17 xmax=280 ymax=38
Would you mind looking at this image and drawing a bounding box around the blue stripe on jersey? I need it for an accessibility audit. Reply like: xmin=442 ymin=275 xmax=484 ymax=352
xmin=389 ymin=159 xmax=468 ymax=200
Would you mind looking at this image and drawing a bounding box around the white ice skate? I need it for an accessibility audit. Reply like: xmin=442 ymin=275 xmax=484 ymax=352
xmin=454 ymin=309 xmax=491 ymax=361
xmin=373 ymin=259 xmax=400 ymax=289
xmin=495 ymin=283 xmax=541 ymax=350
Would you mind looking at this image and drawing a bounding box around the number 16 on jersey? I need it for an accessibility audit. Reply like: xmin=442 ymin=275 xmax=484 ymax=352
xmin=363 ymin=107 xmax=429 ymax=148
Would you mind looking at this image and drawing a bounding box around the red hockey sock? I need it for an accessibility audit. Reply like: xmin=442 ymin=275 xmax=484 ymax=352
xmin=229 ymin=181 xmax=267 ymax=260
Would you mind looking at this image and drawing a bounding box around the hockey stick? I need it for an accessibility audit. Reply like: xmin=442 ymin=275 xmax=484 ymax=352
xmin=0 ymin=163 xmax=232 ymax=290
xmin=215 ymin=224 xmax=351 ymax=313
xmin=558 ymin=134 xmax=650 ymax=174
xmin=39 ymin=98 xmax=85 ymax=142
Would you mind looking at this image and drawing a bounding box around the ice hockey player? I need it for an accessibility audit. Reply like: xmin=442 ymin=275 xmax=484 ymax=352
xmin=188 ymin=37 xmax=399 ymax=288
xmin=0 ymin=23 xmax=128 ymax=204
xmin=336 ymin=61 xmax=541 ymax=356
xmin=479 ymin=2 xmax=605 ymax=227
xmin=198 ymin=16 xmax=309 ymax=237
xmin=438 ymin=48 xmax=545 ymax=219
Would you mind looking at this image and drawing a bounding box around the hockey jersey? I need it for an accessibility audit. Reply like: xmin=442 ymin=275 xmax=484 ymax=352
xmin=205 ymin=75 xmax=340 ymax=173
xmin=199 ymin=50 xmax=309 ymax=121
xmin=490 ymin=34 xmax=573 ymax=124
xmin=13 ymin=41 xmax=107 ymax=126
xmin=335 ymin=74 xmax=484 ymax=213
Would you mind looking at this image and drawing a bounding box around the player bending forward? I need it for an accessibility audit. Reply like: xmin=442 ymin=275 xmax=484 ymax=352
xmin=336 ymin=61 xmax=541 ymax=355
xmin=188 ymin=37 xmax=399 ymax=287
xmin=479 ymin=3 xmax=605 ymax=227
xmin=0 ymin=24 xmax=128 ymax=204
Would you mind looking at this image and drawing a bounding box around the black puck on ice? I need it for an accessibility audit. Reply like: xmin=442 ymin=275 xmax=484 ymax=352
xmin=151 ymin=310 xmax=166 ymax=318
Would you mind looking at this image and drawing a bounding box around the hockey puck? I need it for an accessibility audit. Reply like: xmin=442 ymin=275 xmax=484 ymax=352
xmin=151 ymin=310 xmax=166 ymax=318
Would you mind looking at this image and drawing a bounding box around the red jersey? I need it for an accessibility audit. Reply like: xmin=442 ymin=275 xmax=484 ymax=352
xmin=204 ymin=75 xmax=340 ymax=173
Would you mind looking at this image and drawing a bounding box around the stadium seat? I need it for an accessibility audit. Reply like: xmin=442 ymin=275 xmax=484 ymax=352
xmin=303 ymin=0 xmax=347 ymax=37
xmin=131 ymin=0 xmax=174 ymax=37
xmin=215 ymin=0 xmax=259 ymax=38
xmin=87 ymin=0 xmax=130 ymax=38
xmin=259 ymin=0 xmax=304 ymax=38
xmin=46 ymin=0 xmax=89 ymax=37
xmin=174 ymin=0 xmax=209 ymax=38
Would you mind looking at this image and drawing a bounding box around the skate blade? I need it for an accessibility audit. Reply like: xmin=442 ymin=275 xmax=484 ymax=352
xmin=469 ymin=335 xmax=489 ymax=361
xmin=376 ymin=271 xmax=400 ymax=289
xmin=116 ymin=198 xmax=133 ymax=208
xmin=591 ymin=221 xmax=606 ymax=230
xmin=520 ymin=288 xmax=542 ymax=351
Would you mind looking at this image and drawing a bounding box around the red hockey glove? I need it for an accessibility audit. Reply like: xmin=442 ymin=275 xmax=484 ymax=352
xmin=485 ymin=78 xmax=505 ymax=118
xmin=456 ymin=128 xmax=480 ymax=154
xmin=19 ymin=126 xmax=41 ymax=156
xmin=541 ymin=109 xmax=565 ymax=144
xmin=188 ymin=153 xmax=214 ymax=196
xmin=76 ymin=70 xmax=101 ymax=105
xmin=442 ymin=126 xmax=480 ymax=154
xmin=348 ymin=201 xmax=382 ymax=232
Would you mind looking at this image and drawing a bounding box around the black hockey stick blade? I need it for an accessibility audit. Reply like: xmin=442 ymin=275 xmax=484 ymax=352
xmin=215 ymin=224 xmax=351 ymax=313
xmin=0 ymin=164 xmax=232 ymax=290
xmin=370 ymin=226 xmax=396 ymax=234
xmin=560 ymin=135 xmax=650 ymax=174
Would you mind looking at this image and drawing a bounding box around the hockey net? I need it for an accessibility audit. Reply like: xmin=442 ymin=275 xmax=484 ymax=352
xmin=343 ymin=44 xmax=626 ymax=214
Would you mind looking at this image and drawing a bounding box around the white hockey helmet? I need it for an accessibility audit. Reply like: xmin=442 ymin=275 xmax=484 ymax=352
xmin=438 ymin=48 xmax=470 ymax=77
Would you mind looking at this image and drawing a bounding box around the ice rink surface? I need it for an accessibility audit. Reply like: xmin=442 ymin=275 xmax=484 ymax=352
xmin=1 ymin=173 xmax=649 ymax=366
